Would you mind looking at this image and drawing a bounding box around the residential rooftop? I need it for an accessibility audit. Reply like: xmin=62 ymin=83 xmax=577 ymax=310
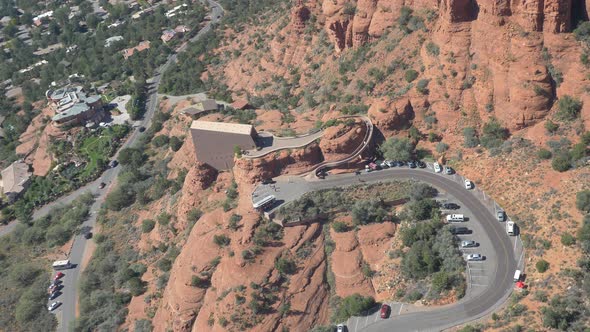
xmin=1 ymin=161 xmax=31 ymax=195
xmin=191 ymin=120 xmax=254 ymax=135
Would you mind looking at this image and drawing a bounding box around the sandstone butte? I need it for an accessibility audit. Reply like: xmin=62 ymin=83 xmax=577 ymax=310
xmin=102 ymin=1 xmax=590 ymax=331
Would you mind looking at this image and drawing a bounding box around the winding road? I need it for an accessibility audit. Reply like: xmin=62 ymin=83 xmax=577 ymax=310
xmin=253 ymin=167 xmax=520 ymax=331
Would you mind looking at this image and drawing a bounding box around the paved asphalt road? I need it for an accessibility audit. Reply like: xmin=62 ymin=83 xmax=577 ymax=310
xmin=31 ymin=1 xmax=225 ymax=330
xmin=256 ymin=168 xmax=517 ymax=331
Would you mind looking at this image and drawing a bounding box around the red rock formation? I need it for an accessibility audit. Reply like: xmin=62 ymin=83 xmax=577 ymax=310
xmin=543 ymin=0 xmax=572 ymax=33
xmin=439 ymin=0 xmax=477 ymax=23
xmin=291 ymin=0 xmax=311 ymax=34
xmin=368 ymin=98 xmax=415 ymax=131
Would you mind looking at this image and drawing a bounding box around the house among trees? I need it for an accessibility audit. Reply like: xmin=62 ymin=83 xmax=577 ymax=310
xmin=0 ymin=161 xmax=31 ymax=203
xmin=122 ymin=41 xmax=150 ymax=59
xmin=231 ymin=99 xmax=251 ymax=110
xmin=33 ymin=11 xmax=53 ymax=26
xmin=190 ymin=120 xmax=258 ymax=170
xmin=161 ymin=29 xmax=177 ymax=43
xmin=0 ymin=115 xmax=5 ymax=139
xmin=47 ymin=86 xmax=106 ymax=128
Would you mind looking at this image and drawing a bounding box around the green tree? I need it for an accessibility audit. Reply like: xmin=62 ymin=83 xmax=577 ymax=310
xmin=169 ymin=136 xmax=183 ymax=151
xmin=152 ymin=135 xmax=169 ymax=148
xmin=405 ymin=69 xmax=419 ymax=83
xmin=332 ymin=294 xmax=376 ymax=322
xmin=275 ymin=257 xmax=297 ymax=275
xmin=332 ymin=221 xmax=349 ymax=233
xmin=379 ymin=137 xmax=415 ymax=161
xmin=537 ymin=148 xmax=552 ymax=160
xmin=480 ymin=118 xmax=509 ymax=149
xmin=142 ymin=219 xmax=156 ymax=233
xmin=213 ymin=234 xmax=230 ymax=247
xmin=551 ymin=152 xmax=571 ymax=172
xmin=544 ymin=120 xmax=559 ymax=134
xmin=351 ymin=199 xmax=388 ymax=225
xmin=406 ymin=198 xmax=440 ymax=221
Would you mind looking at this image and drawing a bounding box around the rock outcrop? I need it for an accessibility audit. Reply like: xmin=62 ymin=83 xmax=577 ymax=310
xmin=368 ymin=98 xmax=414 ymax=131
xmin=291 ymin=0 xmax=311 ymax=34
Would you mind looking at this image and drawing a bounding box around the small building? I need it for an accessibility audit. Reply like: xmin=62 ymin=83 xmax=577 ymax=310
xmin=190 ymin=120 xmax=258 ymax=170
xmin=161 ymin=29 xmax=177 ymax=43
xmin=122 ymin=41 xmax=150 ymax=59
xmin=174 ymin=25 xmax=190 ymax=34
xmin=0 ymin=115 xmax=5 ymax=139
xmin=33 ymin=11 xmax=53 ymax=26
xmin=1 ymin=161 xmax=32 ymax=202
xmin=105 ymin=35 xmax=123 ymax=47
xmin=180 ymin=99 xmax=222 ymax=118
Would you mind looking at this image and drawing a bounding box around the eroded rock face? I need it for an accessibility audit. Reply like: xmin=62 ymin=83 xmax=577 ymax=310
xmin=439 ymin=0 xmax=477 ymax=23
xmin=319 ymin=121 xmax=367 ymax=157
xmin=368 ymin=98 xmax=415 ymax=131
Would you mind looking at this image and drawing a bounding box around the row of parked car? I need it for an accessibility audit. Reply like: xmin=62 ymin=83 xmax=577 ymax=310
xmin=47 ymin=272 xmax=65 ymax=311
xmin=365 ymin=159 xmax=427 ymax=172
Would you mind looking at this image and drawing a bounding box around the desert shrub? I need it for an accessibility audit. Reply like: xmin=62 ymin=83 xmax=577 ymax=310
xmin=551 ymin=152 xmax=572 ymax=172
xmin=134 ymin=319 xmax=153 ymax=332
xmin=544 ymin=120 xmax=559 ymax=134
xmin=351 ymin=199 xmax=388 ymax=225
xmin=228 ymin=214 xmax=242 ymax=230
xmin=536 ymin=259 xmax=550 ymax=273
xmin=556 ymin=95 xmax=583 ymax=121
xmin=560 ymin=233 xmax=576 ymax=246
xmin=409 ymin=126 xmax=422 ymax=141
xmin=425 ymin=42 xmax=440 ymax=56
xmin=406 ymin=290 xmax=423 ymax=301
xmin=406 ymin=198 xmax=440 ymax=221
xmin=541 ymin=295 xmax=583 ymax=330
xmin=416 ymin=79 xmax=430 ymax=94
xmin=436 ymin=142 xmax=449 ymax=153
xmin=213 ymin=234 xmax=230 ymax=247
xmin=480 ymin=118 xmax=509 ymax=149
xmin=169 ymin=136 xmax=183 ymax=151
xmin=275 ymin=257 xmax=297 ymax=275
xmin=570 ymin=142 xmax=588 ymax=161
xmin=404 ymin=69 xmax=419 ymax=82
xmin=463 ymin=127 xmax=479 ymax=148
xmin=105 ymin=187 xmax=135 ymax=211
xmin=576 ymin=190 xmax=590 ymax=213
xmin=578 ymin=215 xmax=590 ymax=254
xmin=152 ymin=135 xmax=169 ymax=148
xmin=141 ymin=219 xmax=156 ymax=233
xmin=332 ymin=294 xmax=376 ymax=322
xmin=402 ymin=240 xmax=439 ymax=279
xmin=332 ymin=221 xmax=349 ymax=233
xmin=537 ymin=148 xmax=552 ymax=160
xmin=409 ymin=183 xmax=438 ymax=201
xmin=191 ymin=275 xmax=211 ymax=288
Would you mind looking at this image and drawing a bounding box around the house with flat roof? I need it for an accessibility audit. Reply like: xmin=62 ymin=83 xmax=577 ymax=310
xmin=1 ymin=161 xmax=31 ymax=202
xmin=190 ymin=120 xmax=258 ymax=170
xmin=180 ymin=99 xmax=222 ymax=118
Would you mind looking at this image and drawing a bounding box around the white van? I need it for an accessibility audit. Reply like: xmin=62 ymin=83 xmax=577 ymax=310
xmin=433 ymin=162 xmax=442 ymax=173
xmin=506 ymin=221 xmax=515 ymax=236
xmin=446 ymin=214 xmax=465 ymax=223
xmin=513 ymin=270 xmax=521 ymax=282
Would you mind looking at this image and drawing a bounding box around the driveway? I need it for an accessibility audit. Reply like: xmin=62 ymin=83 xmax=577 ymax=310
xmin=253 ymin=166 xmax=521 ymax=331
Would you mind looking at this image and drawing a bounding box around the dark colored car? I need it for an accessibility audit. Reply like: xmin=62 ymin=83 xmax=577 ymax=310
xmin=442 ymin=203 xmax=461 ymax=210
xmin=84 ymin=232 xmax=93 ymax=239
xmin=139 ymin=126 xmax=146 ymax=132
xmin=408 ymin=161 xmax=417 ymax=168
xmin=98 ymin=182 xmax=106 ymax=189
xmin=450 ymin=226 xmax=470 ymax=235
xmin=380 ymin=304 xmax=390 ymax=319
xmin=109 ymin=160 xmax=118 ymax=168
xmin=261 ymin=178 xmax=274 ymax=185
xmin=417 ymin=161 xmax=426 ymax=168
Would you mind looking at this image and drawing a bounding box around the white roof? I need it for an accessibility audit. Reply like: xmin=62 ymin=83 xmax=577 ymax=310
xmin=191 ymin=120 xmax=253 ymax=135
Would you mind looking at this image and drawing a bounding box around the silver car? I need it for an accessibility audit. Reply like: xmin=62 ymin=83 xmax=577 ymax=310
xmin=497 ymin=210 xmax=506 ymax=222
xmin=461 ymin=240 xmax=477 ymax=248
xmin=466 ymin=253 xmax=483 ymax=261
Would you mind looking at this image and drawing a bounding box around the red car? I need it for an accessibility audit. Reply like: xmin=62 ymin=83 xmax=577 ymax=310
xmin=54 ymin=272 xmax=64 ymax=281
xmin=380 ymin=304 xmax=390 ymax=319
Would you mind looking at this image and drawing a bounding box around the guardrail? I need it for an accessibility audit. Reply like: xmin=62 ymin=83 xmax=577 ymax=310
xmin=309 ymin=115 xmax=374 ymax=176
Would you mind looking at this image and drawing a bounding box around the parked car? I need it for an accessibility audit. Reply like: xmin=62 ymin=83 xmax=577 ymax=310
xmin=261 ymin=178 xmax=274 ymax=185
xmin=337 ymin=324 xmax=345 ymax=332
xmin=464 ymin=179 xmax=473 ymax=189
xmin=450 ymin=226 xmax=469 ymax=235
xmin=48 ymin=291 xmax=59 ymax=300
xmin=461 ymin=240 xmax=477 ymax=248
xmin=139 ymin=126 xmax=146 ymax=132
xmin=396 ymin=161 xmax=405 ymax=167
xmin=48 ymin=301 xmax=61 ymax=311
xmin=365 ymin=165 xmax=372 ymax=173
xmin=497 ymin=210 xmax=506 ymax=222
xmin=109 ymin=160 xmax=119 ymax=168
xmin=378 ymin=160 xmax=389 ymax=168
xmin=84 ymin=232 xmax=93 ymax=239
xmin=433 ymin=162 xmax=442 ymax=173
xmin=380 ymin=303 xmax=391 ymax=319
xmin=408 ymin=161 xmax=417 ymax=168
xmin=369 ymin=162 xmax=378 ymax=170
xmin=442 ymin=202 xmax=460 ymax=210
xmin=54 ymin=272 xmax=64 ymax=281
xmin=446 ymin=214 xmax=465 ymax=223
xmin=444 ymin=166 xmax=454 ymax=175
xmin=417 ymin=161 xmax=426 ymax=168
xmin=466 ymin=253 xmax=483 ymax=261
xmin=98 ymin=182 xmax=106 ymax=189
xmin=385 ymin=160 xmax=396 ymax=167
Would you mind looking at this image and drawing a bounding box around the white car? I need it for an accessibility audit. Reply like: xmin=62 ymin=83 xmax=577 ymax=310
xmin=466 ymin=253 xmax=483 ymax=261
xmin=48 ymin=301 xmax=61 ymax=311
xmin=385 ymin=160 xmax=395 ymax=167
xmin=433 ymin=162 xmax=442 ymax=173
xmin=464 ymin=179 xmax=473 ymax=189
xmin=337 ymin=324 xmax=345 ymax=332
xmin=444 ymin=166 xmax=454 ymax=175
xmin=461 ymin=240 xmax=477 ymax=248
